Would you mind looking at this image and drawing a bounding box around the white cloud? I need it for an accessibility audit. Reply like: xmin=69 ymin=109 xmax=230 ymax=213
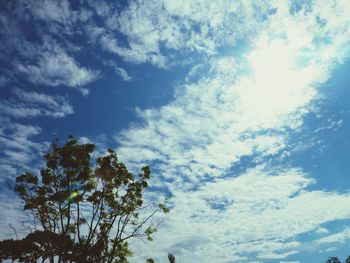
xmin=0 ymin=118 xmax=50 ymax=239
xmin=0 ymin=189 xmax=33 ymax=239
xmin=92 ymin=0 xmax=275 ymax=67
xmin=24 ymin=0 xmax=94 ymax=35
xmin=114 ymin=66 xmax=132 ymax=82
xmin=111 ymin=0 xmax=350 ymax=262
xmin=0 ymin=118 xmax=48 ymax=181
xmin=0 ymin=3 xmax=99 ymax=94
xmin=316 ymin=227 xmax=350 ymax=245
xmin=78 ymin=134 xmax=110 ymax=158
xmin=129 ymin=166 xmax=350 ymax=262
xmin=103 ymin=60 xmax=132 ymax=81
xmin=0 ymin=88 xmax=74 ymax=118
xmin=29 ymin=0 xmax=77 ymax=25
xmin=0 ymin=0 xmax=349 ymax=262
xmin=325 ymin=247 xmax=338 ymax=252
xmin=15 ymin=44 xmax=99 ymax=92
xmin=115 ymin=38 xmax=322 ymax=185
xmin=100 ymin=33 xmax=168 ymax=68
xmin=95 ymin=0 xmax=350 ymax=69
xmin=315 ymin=227 xmax=330 ymax=235
xmin=258 ymin=250 xmax=299 ymax=259
xmin=3 ymin=150 xmax=33 ymax=164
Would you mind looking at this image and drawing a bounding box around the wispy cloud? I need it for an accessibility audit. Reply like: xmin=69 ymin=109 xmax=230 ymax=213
xmin=14 ymin=43 xmax=99 ymax=94
xmin=108 ymin=0 xmax=350 ymax=261
xmin=0 ymin=117 xmax=49 ymax=237
xmin=129 ymin=166 xmax=350 ymax=262
xmin=103 ymin=60 xmax=132 ymax=82
xmin=29 ymin=0 xmax=78 ymax=31
xmin=91 ymin=0 xmax=275 ymax=68
xmin=0 ymin=3 xmax=99 ymax=94
xmin=0 ymin=0 xmax=349 ymax=262
xmin=316 ymin=227 xmax=350 ymax=245
xmin=0 ymin=188 xmax=34 ymax=239
xmin=0 ymin=118 xmax=48 ymax=182
xmin=0 ymin=88 xmax=73 ymax=118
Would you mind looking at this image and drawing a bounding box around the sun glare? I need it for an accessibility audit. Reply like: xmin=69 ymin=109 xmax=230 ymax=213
xmin=249 ymin=39 xmax=295 ymax=92
xmin=236 ymin=37 xmax=319 ymax=129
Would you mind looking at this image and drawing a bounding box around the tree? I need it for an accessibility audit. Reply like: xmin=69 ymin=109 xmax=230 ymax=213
xmin=0 ymin=137 xmax=168 ymax=262
xmin=325 ymin=256 xmax=350 ymax=263
xmin=326 ymin=257 xmax=342 ymax=263
xmin=168 ymin=253 xmax=176 ymax=263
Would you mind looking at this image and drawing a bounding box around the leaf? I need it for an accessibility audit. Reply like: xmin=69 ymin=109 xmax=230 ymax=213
xmin=5 ymin=136 xmax=167 ymax=262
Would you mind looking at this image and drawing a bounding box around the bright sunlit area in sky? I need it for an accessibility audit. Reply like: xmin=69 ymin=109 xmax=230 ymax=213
xmin=1 ymin=0 xmax=350 ymax=262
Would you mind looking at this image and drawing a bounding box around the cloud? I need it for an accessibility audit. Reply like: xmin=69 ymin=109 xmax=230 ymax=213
xmin=29 ymin=0 xmax=78 ymax=28
xmin=325 ymin=247 xmax=338 ymax=252
xmin=0 ymin=75 xmax=8 ymax=87
xmin=0 ymin=120 xmax=45 ymax=164
xmin=0 ymin=0 xmax=349 ymax=262
xmin=110 ymin=0 xmax=350 ymax=261
xmin=0 ymin=88 xmax=74 ymax=118
xmin=258 ymin=250 xmax=299 ymax=260
xmin=98 ymin=0 xmax=350 ymax=69
xmin=103 ymin=60 xmax=132 ymax=81
xmin=0 ymin=118 xmax=50 ymax=237
xmin=0 ymin=188 xmax=34 ymax=239
xmin=14 ymin=0 xmax=93 ymax=36
xmin=14 ymin=43 xmax=99 ymax=93
xmin=115 ymin=45 xmax=321 ymax=185
xmin=316 ymin=227 xmax=350 ymax=245
xmin=129 ymin=166 xmax=350 ymax=262
xmin=315 ymin=227 xmax=330 ymax=235
xmin=128 ymin=166 xmax=350 ymax=262
xmin=78 ymin=134 xmax=110 ymax=158
xmin=0 ymin=3 xmax=99 ymax=94
xmin=88 ymin=0 xmax=275 ymax=68
xmin=100 ymin=33 xmax=168 ymax=68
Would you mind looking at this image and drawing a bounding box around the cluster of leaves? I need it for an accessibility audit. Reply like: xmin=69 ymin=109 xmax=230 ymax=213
xmin=326 ymin=256 xmax=350 ymax=263
xmin=146 ymin=253 xmax=175 ymax=263
xmin=0 ymin=137 xmax=169 ymax=262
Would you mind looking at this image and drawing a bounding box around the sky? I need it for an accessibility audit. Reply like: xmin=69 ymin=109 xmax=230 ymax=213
xmin=0 ymin=0 xmax=350 ymax=262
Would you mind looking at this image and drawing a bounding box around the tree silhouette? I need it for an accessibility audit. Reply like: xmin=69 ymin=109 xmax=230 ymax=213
xmin=0 ymin=136 xmax=168 ymax=262
xmin=325 ymin=256 xmax=350 ymax=263
xmin=326 ymin=257 xmax=342 ymax=263
xmin=168 ymin=253 xmax=176 ymax=263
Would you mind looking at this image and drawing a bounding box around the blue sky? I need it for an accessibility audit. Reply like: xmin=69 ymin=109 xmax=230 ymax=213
xmin=1 ymin=0 xmax=350 ymax=262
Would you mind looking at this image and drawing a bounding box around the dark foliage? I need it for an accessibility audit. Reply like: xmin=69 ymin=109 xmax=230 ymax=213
xmin=326 ymin=256 xmax=350 ymax=263
xmin=168 ymin=253 xmax=176 ymax=263
xmin=326 ymin=257 xmax=342 ymax=263
xmin=0 ymin=137 xmax=168 ymax=262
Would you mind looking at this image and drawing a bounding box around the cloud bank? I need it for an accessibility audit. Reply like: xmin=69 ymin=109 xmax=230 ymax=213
xmin=110 ymin=0 xmax=350 ymax=261
xmin=0 ymin=0 xmax=350 ymax=262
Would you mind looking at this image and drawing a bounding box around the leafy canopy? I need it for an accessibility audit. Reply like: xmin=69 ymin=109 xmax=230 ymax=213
xmin=0 ymin=136 xmax=168 ymax=262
